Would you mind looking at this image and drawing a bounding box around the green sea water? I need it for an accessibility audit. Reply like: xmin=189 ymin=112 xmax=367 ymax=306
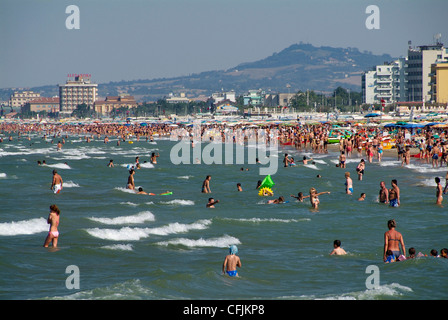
xmin=0 ymin=134 xmax=447 ymax=300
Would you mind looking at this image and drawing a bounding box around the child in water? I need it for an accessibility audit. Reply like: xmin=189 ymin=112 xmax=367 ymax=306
xmin=309 ymin=187 xmax=330 ymax=209
xmin=222 ymin=245 xmax=242 ymax=277
xmin=385 ymin=250 xmax=396 ymax=263
xmin=329 ymin=240 xmax=347 ymax=255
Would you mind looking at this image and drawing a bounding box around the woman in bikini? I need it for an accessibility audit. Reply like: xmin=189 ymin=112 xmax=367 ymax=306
xmin=43 ymin=204 xmax=60 ymax=248
xmin=383 ymin=219 xmax=405 ymax=262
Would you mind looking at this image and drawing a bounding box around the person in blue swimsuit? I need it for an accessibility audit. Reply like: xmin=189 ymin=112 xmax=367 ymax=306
xmin=222 ymin=245 xmax=241 ymax=277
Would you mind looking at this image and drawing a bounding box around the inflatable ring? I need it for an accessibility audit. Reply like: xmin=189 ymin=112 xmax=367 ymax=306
xmin=258 ymin=187 xmax=274 ymax=197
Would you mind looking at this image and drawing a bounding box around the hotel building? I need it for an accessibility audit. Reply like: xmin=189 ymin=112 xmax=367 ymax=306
xmin=406 ymin=43 xmax=448 ymax=102
xmin=94 ymin=95 xmax=137 ymax=114
xmin=9 ymin=90 xmax=41 ymax=108
xmin=58 ymin=75 xmax=98 ymax=114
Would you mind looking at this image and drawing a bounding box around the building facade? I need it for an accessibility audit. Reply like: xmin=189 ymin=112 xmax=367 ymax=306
xmin=264 ymin=93 xmax=296 ymax=107
xmin=58 ymin=75 xmax=98 ymax=114
xmin=211 ymin=91 xmax=236 ymax=104
xmin=22 ymin=97 xmax=60 ymax=113
xmin=9 ymin=90 xmax=41 ymax=108
xmin=94 ymin=95 xmax=138 ymax=114
xmin=406 ymin=44 xmax=448 ymax=102
xmin=362 ymin=59 xmax=407 ymax=106
xmin=430 ymin=63 xmax=448 ymax=104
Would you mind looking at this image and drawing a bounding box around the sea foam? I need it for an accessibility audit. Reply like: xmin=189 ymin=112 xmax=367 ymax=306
xmin=88 ymin=211 xmax=155 ymax=225
xmin=0 ymin=218 xmax=48 ymax=236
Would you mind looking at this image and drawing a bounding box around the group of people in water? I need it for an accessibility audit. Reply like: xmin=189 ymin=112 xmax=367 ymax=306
xmin=2 ymin=120 xmax=448 ymax=273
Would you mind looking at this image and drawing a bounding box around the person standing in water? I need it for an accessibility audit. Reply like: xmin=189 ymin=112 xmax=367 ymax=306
xmin=378 ymin=181 xmax=389 ymax=204
xmin=435 ymin=177 xmax=443 ymax=206
xmin=50 ymin=170 xmax=63 ymax=194
xmin=389 ymin=179 xmax=400 ymax=207
xmin=345 ymin=172 xmax=353 ymax=195
xmin=222 ymin=245 xmax=242 ymax=277
xmin=202 ymin=175 xmax=211 ymax=193
xmin=43 ymin=204 xmax=60 ymax=248
xmin=383 ymin=219 xmax=405 ymax=262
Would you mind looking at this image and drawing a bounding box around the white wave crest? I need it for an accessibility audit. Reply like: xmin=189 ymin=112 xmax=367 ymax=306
xmin=85 ymin=219 xmax=211 ymax=241
xmin=88 ymin=211 xmax=155 ymax=225
xmin=160 ymin=199 xmax=194 ymax=206
xmin=0 ymin=218 xmax=48 ymax=236
xmin=156 ymin=234 xmax=240 ymax=248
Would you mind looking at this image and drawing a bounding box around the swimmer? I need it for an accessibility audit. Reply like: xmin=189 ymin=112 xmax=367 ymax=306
xmin=385 ymin=250 xmax=396 ymax=263
xmin=345 ymin=172 xmax=353 ymax=195
xmin=206 ymin=197 xmax=219 ymax=208
xmin=50 ymin=169 xmax=63 ymax=194
xmin=222 ymin=245 xmax=241 ymax=277
xmin=136 ymin=187 xmax=148 ymax=195
xmin=236 ymin=183 xmax=242 ymax=192
xmin=202 ymin=175 xmax=211 ymax=193
xmin=339 ymin=151 xmax=346 ymax=168
xmin=388 ymin=179 xmax=400 ymax=207
xmin=330 ymin=240 xmax=347 ymax=255
xmin=267 ymin=196 xmax=285 ymax=204
xmin=290 ymin=192 xmax=309 ymax=202
xmin=309 ymin=187 xmax=330 ymax=209
xmin=356 ymin=159 xmax=365 ymax=181
xmin=383 ymin=219 xmax=405 ymax=262
xmin=43 ymin=204 xmax=60 ymax=248
xmin=283 ymin=153 xmax=291 ymax=167
xmin=107 ymin=159 xmax=114 ymax=167
xmin=127 ymin=169 xmax=135 ymax=190
xmin=150 ymin=152 xmax=159 ymax=164
xmin=378 ymin=181 xmax=389 ymax=204
xmin=358 ymin=193 xmax=366 ymax=201
xmin=302 ymin=156 xmax=313 ymax=165
xmin=435 ymin=177 xmax=443 ymax=206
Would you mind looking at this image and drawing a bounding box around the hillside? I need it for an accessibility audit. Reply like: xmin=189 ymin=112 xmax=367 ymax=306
xmin=1 ymin=43 xmax=395 ymax=102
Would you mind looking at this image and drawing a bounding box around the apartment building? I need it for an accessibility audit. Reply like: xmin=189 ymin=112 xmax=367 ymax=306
xmin=362 ymin=58 xmax=406 ymax=105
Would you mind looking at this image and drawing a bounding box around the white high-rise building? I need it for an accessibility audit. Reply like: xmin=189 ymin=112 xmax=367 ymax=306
xmin=362 ymin=59 xmax=407 ymax=106
xmin=58 ymin=75 xmax=98 ymax=114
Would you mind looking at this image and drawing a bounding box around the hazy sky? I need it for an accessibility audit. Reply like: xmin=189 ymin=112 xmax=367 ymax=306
xmin=1 ymin=0 xmax=447 ymax=88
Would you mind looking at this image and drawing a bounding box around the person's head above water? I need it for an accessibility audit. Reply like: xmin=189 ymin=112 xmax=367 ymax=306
xmin=229 ymin=245 xmax=238 ymax=255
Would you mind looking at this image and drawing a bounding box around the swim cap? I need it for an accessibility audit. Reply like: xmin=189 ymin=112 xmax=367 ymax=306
xmin=229 ymin=245 xmax=238 ymax=255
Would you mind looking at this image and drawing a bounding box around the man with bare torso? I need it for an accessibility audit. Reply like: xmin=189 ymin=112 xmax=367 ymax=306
xmin=51 ymin=170 xmax=63 ymax=194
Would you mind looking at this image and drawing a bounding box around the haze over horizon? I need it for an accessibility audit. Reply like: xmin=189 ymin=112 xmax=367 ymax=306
xmin=1 ymin=0 xmax=447 ymax=89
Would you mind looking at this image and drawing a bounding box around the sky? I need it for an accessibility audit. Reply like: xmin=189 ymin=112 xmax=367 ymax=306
xmin=1 ymin=0 xmax=447 ymax=89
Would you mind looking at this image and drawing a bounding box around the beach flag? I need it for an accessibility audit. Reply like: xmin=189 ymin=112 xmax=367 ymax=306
xmin=260 ymin=175 xmax=275 ymax=189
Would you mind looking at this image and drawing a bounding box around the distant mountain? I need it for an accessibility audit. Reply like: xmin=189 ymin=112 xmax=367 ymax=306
xmin=1 ymin=43 xmax=395 ymax=102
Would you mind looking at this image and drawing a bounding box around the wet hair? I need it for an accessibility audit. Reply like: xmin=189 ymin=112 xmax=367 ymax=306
xmin=138 ymin=187 xmax=143 ymax=192
xmin=334 ymin=240 xmax=341 ymax=247
xmin=409 ymin=247 xmax=416 ymax=255
xmin=388 ymin=219 xmax=397 ymax=228
xmin=435 ymin=177 xmax=440 ymax=183
xmin=430 ymin=249 xmax=438 ymax=256
xmin=50 ymin=204 xmax=60 ymax=215
xmin=392 ymin=179 xmax=398 ymax=185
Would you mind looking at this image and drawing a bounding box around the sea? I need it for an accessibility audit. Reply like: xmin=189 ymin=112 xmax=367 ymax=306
xmin=0 ymin=133 xmax=447 ymax=301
